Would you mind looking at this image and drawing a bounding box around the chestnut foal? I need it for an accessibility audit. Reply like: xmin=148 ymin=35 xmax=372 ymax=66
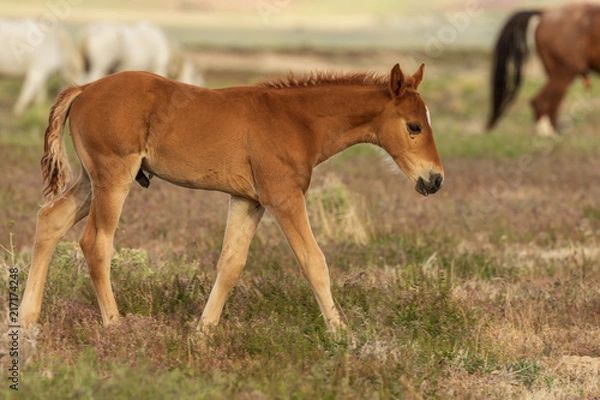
xmin=20 ymin=63 xmax=443 ymax=333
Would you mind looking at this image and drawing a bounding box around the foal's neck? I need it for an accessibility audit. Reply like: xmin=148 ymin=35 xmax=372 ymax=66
xmin=305 ymin=85 xmax=389 ymax=165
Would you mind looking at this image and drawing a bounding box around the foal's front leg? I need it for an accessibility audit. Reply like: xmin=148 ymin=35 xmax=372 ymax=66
xmin=199 ymin=195 xmax=265 ymax=329
xmin=265 ymin=190 xmax=344 ymax=333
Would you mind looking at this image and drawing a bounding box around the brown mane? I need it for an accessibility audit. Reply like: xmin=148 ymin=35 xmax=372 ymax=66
xmin=258 ymin=70 xmax=388 ymax=89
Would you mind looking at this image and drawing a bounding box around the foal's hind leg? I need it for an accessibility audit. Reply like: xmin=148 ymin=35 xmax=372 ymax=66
xmin=200 ymin=196 xmax=265 ymax=329
xmin=20 ymin=172 xmax=92 ymax=328
xmin=78 ymin=163 xmax=137 ymax=326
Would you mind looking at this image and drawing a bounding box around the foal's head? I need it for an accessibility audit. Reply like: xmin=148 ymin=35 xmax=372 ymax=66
xmin=378 ymin=63 xmax=443 ymax=196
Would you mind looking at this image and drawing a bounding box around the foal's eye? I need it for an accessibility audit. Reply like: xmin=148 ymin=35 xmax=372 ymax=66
xmin=406 ymin=122 xmax=422 ymax=134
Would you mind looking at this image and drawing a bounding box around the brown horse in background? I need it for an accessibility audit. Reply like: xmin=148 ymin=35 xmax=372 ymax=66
xmin=19 ymin=64 xmax=443 ymax=334
xmin=487 ymin=3 xmax=600 ymax=136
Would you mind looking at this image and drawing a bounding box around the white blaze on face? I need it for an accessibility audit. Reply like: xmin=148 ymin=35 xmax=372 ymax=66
xmin=426 ymin=106 xmax=432 ymax=127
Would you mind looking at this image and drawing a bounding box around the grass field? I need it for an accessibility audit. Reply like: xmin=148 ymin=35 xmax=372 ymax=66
xmin=1 ymin=1 xmax=600 ymax=398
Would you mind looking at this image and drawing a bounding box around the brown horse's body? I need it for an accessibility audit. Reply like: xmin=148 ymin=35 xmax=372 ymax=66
xmin=487 ymin=3 xmax=600 ymax=135
xmin=20 ymin=65 xmax=443 ymax=334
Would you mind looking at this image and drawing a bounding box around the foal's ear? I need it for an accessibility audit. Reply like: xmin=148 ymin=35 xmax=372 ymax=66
xmin=389 ymin=63 xmax=405 ymax=97
xmin=412 ymin=63 xmax=425 ymax=90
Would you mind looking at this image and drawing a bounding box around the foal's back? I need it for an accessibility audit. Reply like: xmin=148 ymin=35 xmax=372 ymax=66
xmin=69 ymin=71 xmax=279 ymax=197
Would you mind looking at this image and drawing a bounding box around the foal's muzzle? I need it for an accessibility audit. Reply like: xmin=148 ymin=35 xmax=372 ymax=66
xmin=415 ymin=172 xmax=443 ymax=196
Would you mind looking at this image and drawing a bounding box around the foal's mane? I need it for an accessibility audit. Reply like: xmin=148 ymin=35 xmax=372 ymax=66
xmin=258 ymin=70 xmax=388 ymax=89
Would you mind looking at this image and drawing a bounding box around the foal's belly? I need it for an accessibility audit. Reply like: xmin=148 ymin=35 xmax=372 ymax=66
xmin=141 ymin=155 xmax=258 ymax=199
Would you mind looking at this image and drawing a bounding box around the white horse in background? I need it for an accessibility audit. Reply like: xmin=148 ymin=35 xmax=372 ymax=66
xmin=79 ymin=22 xmax=203 ymax=86
xmin=0 ymin=19 xmax=82 ymax=115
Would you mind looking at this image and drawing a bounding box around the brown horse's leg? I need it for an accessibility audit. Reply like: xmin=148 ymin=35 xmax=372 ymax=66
xmin=531 ymin=73 xmax=576 ymax=136
xmin=200 ymin=195 xmax=265 ymax=329
xmin=19 ymin=172 xmax=92 ymax=328
xmin=79 ymin=170 xmax=135 ymax=326
xmin=265 ymin=192 xmax=344 ymax=333
xmin=547 ymin=74 xmax=577 ymax=130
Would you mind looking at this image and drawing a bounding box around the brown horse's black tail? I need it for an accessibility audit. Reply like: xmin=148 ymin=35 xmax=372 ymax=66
xmin=486 ymin=10 xmax=542 ymax=130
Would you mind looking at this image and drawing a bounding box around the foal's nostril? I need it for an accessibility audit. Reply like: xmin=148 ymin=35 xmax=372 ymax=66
xmin=416 ymin=177 xmax=427 ymax=196
xmin=432 ymin=173 xmax=444 ymax=191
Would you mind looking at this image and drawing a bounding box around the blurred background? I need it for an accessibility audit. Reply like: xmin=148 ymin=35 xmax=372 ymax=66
xmin=0 ymin=0 xmax=573 ymax=88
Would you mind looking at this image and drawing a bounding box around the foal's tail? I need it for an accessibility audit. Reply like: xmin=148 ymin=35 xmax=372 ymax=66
xmin=41 ymin=85 xmax=85 ymax=202
xmin=486 ymin=10 xmax=542 ymax=130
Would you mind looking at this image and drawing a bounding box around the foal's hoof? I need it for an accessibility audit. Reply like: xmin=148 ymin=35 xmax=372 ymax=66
xmin=19 ymin=316 xmax=39 ymax=330
xmin=327 ymin=320 xmax=349 ymax=338
xmin=102 ymin=314 xmax=122 ymax=327
xmin=196 ymin=321 xmax=217 ymax=337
